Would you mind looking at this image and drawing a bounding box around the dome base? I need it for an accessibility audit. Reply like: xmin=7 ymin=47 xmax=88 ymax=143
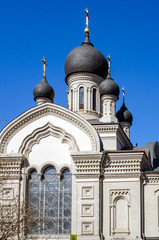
xmin=35 ymin=97 xmax=53 ymax=105
xmin=99 ymin=115 xmax=118 ymax=123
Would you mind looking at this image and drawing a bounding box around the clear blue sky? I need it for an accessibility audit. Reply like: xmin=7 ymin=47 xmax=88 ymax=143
xmin=0 ymin=0 xmax=159 ymax=147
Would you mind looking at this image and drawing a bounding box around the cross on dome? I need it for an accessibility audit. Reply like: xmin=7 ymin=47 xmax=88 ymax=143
xmin=42 ymin=57 xmax=47 ymax=77
xmin=122 ymin=86 xmax=125 ymax=103
xmin=84 ymin=8 xmax=90 ymax=34
xmin=107 ymin=54 xmax=112 ymax=73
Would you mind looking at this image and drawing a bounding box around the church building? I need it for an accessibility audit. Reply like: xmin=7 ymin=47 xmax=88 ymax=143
xmin=0 ymin=9 xmax=159 ymax=240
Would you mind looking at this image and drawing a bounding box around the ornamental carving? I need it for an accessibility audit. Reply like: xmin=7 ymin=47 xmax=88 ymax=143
xmin=19 ymin=122 xmax=79 ymax=158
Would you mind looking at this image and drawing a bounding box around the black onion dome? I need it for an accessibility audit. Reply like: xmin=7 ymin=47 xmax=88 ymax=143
xmin=116 ymin=103 xmax=133 ymax=125
xmin=33 ymin=77 xmax=55 ymax=101
xmin=65 ymin=35 xmax=108 ymax=80
xmin=99 ymin=73 xmax=120 ymax=98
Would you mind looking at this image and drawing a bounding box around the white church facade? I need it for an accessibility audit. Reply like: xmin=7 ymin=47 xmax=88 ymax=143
xmin=0 ymin=10 xmax=159 ymax=240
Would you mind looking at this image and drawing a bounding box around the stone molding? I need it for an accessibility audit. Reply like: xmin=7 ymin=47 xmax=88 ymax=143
xmin=71 ymin=152 xmax=102 ymax=177
xmin=93 ymin=123 xmax=132 ymax=149
xmin=145 ymin=175 xmax=159 ymax=184
xmin=104 ymin=151 xmax=152 ymax=175
xmin=0 ymin=103 xmax=100 ymax=153
xmin=0 ymin=153 xmax=24 ymax=180
xmin=19 ymin=121 xmax=79 ymax=158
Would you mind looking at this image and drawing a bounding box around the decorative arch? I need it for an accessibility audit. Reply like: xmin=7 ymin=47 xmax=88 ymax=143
xmin=110 ymin=189 xmax=130 ymax=235
xmin=0 ymin=103 xmax=100 ymax=153
xmin=19 ymin=122 xmax=79 ymax=158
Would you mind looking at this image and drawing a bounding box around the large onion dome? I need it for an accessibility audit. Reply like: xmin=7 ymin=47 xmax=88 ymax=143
xmin=65 ymin=34 xmax=108 ymax=81
xmin=33 ymin=77 xmax=55 ymax=102
xmin=99 ymin=73 xmax=120 ymax=98
xmin=116 ymin=103 xmax=133 ymax=125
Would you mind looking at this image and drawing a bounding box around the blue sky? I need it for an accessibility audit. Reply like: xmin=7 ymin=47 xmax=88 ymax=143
xmin=0 ymin=0 xmax=159 ymax=147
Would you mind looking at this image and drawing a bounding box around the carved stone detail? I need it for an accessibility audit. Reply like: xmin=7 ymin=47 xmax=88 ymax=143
xmin=72 ymin=153 xmax=102 ymax=176
xmin=19 ymin=121 xmax=79 ymax=157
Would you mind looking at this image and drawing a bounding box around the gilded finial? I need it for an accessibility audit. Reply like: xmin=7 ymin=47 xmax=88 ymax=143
xmin=84 ymin=8 xmax=90 ymax=34
xmin=42 ymin=57 xmax=47 ymax=77
xmin=107 ymin=54 xmax=112 ymax=73
xmin=122 ymin=86 xmax=125 ymax=103
xmin=66 ymin=89 xmax=69 ymax=108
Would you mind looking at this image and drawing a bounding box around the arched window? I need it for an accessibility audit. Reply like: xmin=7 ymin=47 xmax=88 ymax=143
xmin=71 ymin=89 xmax=73 ymax=111
xmin=60 ymin=169 xmax=72 ymax=234
xmin=79 ymin=87 xmax=84 ymax=110
xmin=28 ymin=167 xmax=72 ymax=235
xmin=93 ymin=88 xmax=97 ymax=111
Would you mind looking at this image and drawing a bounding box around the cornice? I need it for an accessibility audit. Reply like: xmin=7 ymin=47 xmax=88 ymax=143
xmin=93 ymin=123 xmax=132 ymax=148
xmin=145 ymin=174 xmax=159 ymax=184
xmin=71 ymin=152 xmax=102 ymax=175
xmin=0 ymin=103 xmax=100 ymax=153
xmin=104 ymin=151 xmax=152 ymax=174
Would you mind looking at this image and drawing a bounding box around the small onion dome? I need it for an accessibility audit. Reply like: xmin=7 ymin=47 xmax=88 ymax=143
xmin=116 ymin=103 xmax=133 ymax=125
xmin=99 ymin=73 xmax=120 ymax=98
xmin=65 ymin=35 xmax=108 ymax=81
xmin=33 ymin=77 xmax=55 ymax=102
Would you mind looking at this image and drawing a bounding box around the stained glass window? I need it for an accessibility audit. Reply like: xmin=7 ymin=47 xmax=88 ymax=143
xmin=28 ymin=167 xmax=72 ymax=235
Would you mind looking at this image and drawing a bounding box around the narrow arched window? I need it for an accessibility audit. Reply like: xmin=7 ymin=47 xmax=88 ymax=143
xmin=71 ymin=89 xmax=73 ymax=111
xmin=42 ymin=167 xmax=59 ymax=234
xmin=60 ymin=169 xmax=72 ymax=234
xmin=28 ymin=167 xmax=72 ymax=235
xmin=79 ymin=87 xmax=84 ymax=110
xmin=93 ymin=88 xmax=97 ymax=111
xmin=28 ymin=170 xmax=40 ymax=234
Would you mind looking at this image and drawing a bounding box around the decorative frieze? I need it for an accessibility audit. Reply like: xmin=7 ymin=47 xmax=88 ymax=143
xmin=0 ymin=153 xmax=23 ymax=180
xmin=146 ymin=175 xmax=159 ymax=184
xmin=71 ymin=153 xmax=102 ymax=176
xmin=104 ymin=152 xmax=152 ymax=175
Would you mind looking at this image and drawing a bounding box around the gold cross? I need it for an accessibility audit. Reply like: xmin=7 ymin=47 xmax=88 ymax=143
xmin=42 ymin=57 xmax=47 ymax=77
xmin=107 ymin=54 xmax=112 ymax=73
xmin=122 ymin=86 xmax=125 ymax=103
xmin=85 ymin=8 xmax=90 ymax=28
xmin=84 ymin=8 xmax=90 ymax=34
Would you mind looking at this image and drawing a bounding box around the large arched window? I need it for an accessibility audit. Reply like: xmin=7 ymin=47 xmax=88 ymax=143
xmin=92 ymin=88 xmax=97 ymax=111
xmin=28 ymin=167 xmax=72 ymax=235
xmin=79 ymin=87 xmax=84 ymax=110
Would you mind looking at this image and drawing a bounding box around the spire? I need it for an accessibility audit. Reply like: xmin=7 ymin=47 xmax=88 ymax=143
xmin=42 ymin=57 xmax=47 ymax=77
xmin=107 ymin=54 xmax=112 ymax=73
xmin=122 ymin=86 xmax=125 ymax=103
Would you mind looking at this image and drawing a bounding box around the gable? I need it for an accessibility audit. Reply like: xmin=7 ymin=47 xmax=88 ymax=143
xmin=0 ymin=103 xmax=101 ymax=155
